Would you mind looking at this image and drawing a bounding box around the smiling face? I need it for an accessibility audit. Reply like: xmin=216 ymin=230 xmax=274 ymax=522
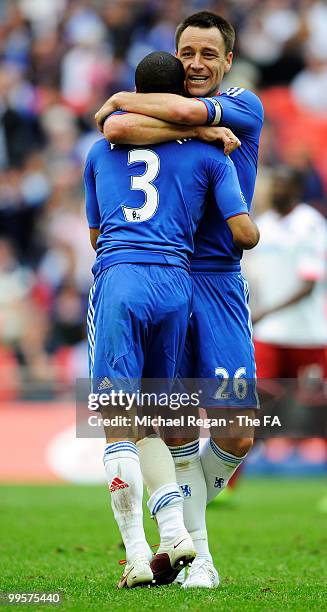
xmin=176 ymin=26 xmax=233 ymax=98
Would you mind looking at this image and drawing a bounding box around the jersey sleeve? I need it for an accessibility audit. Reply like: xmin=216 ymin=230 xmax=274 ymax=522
xmin=84 ymin=154 xmax=100 ymax=229
xmin=207 ymin=156 xmax=248 ymax=220
xmin=199 ymin=89 xmax=264 ymax=137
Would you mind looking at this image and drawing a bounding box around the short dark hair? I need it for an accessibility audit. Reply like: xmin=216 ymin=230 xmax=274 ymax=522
xmin=273 ymin=165 xmax=305 ymax=191
xmin=175 ymin=11 xmax=235 ymax=54
xmin=135 ymin=51 xmax=185 ymax=95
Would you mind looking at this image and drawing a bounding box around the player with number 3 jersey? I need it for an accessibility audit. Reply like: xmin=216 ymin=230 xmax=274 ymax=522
xmin=85 ymin=115 xmax=251 ymax=389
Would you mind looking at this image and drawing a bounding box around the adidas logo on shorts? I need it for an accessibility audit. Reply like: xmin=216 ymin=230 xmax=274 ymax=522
xmin=110 ymin=477 xmax=129 ymax=492
xmin=98 ymin=377 xmax=113 ymax=390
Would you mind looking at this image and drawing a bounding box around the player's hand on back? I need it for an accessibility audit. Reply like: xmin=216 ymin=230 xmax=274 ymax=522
xmin=196 ymin=126 xmax=241 ymax=155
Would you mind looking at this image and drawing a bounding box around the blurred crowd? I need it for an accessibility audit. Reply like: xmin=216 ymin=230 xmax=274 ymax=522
xmin=0 ymin=0 xmax=327 ymax=400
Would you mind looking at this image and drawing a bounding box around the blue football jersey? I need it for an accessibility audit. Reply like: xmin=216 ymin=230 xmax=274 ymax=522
xmin=191 ymin=88 xmax=264 ymax=271
xmin=84 ymin=137 xmax=247 ymax=276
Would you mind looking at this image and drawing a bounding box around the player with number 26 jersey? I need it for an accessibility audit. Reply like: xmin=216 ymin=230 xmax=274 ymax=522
xmin=84 ymin=136 xmax=247 ymax=389
xmin=179 ymin=87 xmax=264 ymax=406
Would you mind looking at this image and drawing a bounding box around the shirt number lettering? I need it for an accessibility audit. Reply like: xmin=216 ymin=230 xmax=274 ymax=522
xmin=122 ymin=149 xmax=160 ymax=222
xmin=214 ymin=367 xmax=248 ymax=400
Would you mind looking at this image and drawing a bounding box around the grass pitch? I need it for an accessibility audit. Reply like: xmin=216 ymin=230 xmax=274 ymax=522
xmin=0 ymin=479 xmax=326 ymax=611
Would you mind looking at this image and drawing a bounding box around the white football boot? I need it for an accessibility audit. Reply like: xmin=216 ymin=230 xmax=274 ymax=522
xmin=117 ymin=556 xmax=155 ymax=588
xmin=182 ymin=557 xmax=219 ymax=589
xmin=173 ymin=567 xmax=186 ymax=585
xmin=150 ymin=533 xmax=196 ymax=585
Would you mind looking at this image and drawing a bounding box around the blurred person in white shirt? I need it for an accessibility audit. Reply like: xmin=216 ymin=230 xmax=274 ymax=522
xmin=245 ymin=166 xmax=327 ymax=380
xmin=221 ymin=166 xmax=327 ymax=500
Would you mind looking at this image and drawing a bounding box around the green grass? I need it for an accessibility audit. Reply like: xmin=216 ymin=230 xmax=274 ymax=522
xmin=0 ymin=479 xmax=326 ymax=611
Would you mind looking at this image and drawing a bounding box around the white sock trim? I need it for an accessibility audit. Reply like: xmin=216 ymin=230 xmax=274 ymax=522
xmin=209 ymin=439 xmax=247 ymax=467
xmin=169 ymin=440 xmax=200 ymax=462
xmin=103 ymin=441 xmax=139 ymax=464
xmin=147 ymin=483 xmax=182 ymax=516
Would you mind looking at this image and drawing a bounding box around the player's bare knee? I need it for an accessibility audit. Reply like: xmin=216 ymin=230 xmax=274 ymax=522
xmin=160 ymin=404 xmax=200 ymax=445
xmin=164 ymin=436 xmax=196 ymax=447
xmin=213 ymin=435 xmax=254 ymax=457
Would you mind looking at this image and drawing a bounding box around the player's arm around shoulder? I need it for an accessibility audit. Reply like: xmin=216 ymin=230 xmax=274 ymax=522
xmin=96 ymin=91 xmax=209 ymax=129
xmin=103 ymin=113 xmax=240 ymax=153
xmin=103 ymin=113 xmax=199 ymax=146
xmin=99 ymin=93 xmax=210 ymax=145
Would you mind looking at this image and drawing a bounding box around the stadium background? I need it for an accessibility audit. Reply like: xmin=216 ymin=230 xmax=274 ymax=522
xmin=0 ymin=0 xmax=326 ymax=481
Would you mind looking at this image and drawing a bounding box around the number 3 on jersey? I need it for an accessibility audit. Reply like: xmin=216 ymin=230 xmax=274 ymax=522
xmin=122 ymin=149 xmax=160 ymax=222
